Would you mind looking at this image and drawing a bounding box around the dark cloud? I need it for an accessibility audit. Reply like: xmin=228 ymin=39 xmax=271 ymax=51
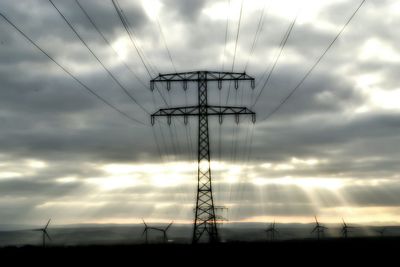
xmin=0 ymin=0 xmax=398 ymax=225
xmin=162 ymin=0 xmax=208 ymax=22
xmin=0 ymin=178 xmax=85 ymax=197
xmin=342 ymin=182 xmax=400 ymax=207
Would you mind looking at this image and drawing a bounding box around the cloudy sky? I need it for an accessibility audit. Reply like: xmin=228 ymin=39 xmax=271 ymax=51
xmin=0 ymin=0 xmax=399 ymax=226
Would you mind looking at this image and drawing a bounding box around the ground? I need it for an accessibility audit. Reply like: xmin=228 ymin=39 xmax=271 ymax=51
xmin=1 ymin=237 xmax=398 ymax=265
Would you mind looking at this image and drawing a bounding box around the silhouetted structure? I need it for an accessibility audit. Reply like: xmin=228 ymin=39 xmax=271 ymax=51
xmin=341 ymin=218 xmax=354 ymax=238
xmin=311 ymin=216 xmax=327 ymax=240
xmin=214 ymin=206 xmax=229 ymax=225
xmin=151 ymin=71 xmax=256 ymax=243
xmin=265 ymin=221 xmax=279 ymax=241
xmin=376 ymin=227 xmax=386 ymax=238
xmin=142 ymin=219 xmax=173 ymax=243
xmin=32 ymin=219 xmax=52 ymax=247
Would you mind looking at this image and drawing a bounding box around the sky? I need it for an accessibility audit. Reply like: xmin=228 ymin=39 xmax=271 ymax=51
xmin=0 ymin=0 xmax=399 ymax=227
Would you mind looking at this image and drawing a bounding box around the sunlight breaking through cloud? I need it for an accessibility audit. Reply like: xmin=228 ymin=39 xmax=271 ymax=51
xmin=0 ymin=0 xmax=399 ymax=227
xmin=252 ymin=176 xmax=345 ymax=190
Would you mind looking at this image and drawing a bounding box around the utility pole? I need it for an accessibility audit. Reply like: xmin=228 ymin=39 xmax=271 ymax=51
xmin=151 ymin=71 xmax=256 ymax=243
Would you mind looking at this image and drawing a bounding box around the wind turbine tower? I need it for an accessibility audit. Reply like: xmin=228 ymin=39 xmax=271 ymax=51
xmin=377 ymin=227 xmax=386 ymax=238
xmin=265 ymin=221 xmax=279 ymax=241
xmin=341 ymin=218 xmax=354 ymax=239
xmin=311 ymin=216 xmax=327 ymax=240
xmin=32 ymin=219 xmax=52 ymax=247
xmin=142 ymin=219 xmax=174 ymax=243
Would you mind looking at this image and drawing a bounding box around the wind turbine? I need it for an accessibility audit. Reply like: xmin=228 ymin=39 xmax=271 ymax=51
xmin=161 ymin=221 xmax=173 ymax=243
xmin=32 ymin=219 xmax=52 ymax=247
xmin=311 ymin=216 xmax=327 ymax=240
xmin=265 ymin=221 xmax=279 ymax=241
xmin=142 ymin=219 xmax=173 ymax=243
xmin=142 ymin=219 xmax=149 ymax=244
xmin=341 ymin=218 xmax=354 ymax=239
xmin=376 ymin=227 xmax=386 ymax=237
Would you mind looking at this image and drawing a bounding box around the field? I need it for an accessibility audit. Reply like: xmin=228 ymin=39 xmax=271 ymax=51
xmin=1 ymin=237 xmax=399 ymax=264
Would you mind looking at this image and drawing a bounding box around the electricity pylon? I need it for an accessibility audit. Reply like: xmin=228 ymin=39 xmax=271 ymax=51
xmin=151 ymin=71 xmax=256 ymax=243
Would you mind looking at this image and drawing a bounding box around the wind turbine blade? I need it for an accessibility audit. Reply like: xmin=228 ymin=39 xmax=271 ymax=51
xmin=45 ymin=231 xmax=52 ymax=241
xmin=311 ymin=227 xmax=317 ymax=233
xmin=142 ymin=229 xmax=147 ymax=236
xmin=165 ymin=221 xmax=173 ymax=231
xmin=45 ymin=219 xmax=51 ymax=230
xmin=142 ymin=218 xmax=147 ymax=227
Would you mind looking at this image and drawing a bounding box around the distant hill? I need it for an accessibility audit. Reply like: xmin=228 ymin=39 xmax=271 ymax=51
xmin=1 ymin=222 xmax=399 ymax=247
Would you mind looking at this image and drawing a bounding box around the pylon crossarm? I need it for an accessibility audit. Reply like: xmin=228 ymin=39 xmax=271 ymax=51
xmin=151 ymin=106 xmax=256 ymax=125
xmin=150 ymin=71 xmax=255 ymax=91
xmin=151 ymin=71 xmax=255 ymax=82
xmin=207 ymin=106 xmax=255 ymax=119
xmin=151 ymin=106 xmax=199 ymax=117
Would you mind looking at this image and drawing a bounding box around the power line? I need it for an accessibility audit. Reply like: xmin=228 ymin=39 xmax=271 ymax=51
xmin=111 ymin=0 xmax=170 ymax=108
xmin=155 ymin=118 xmax=171 ymax=161
xmin=151 ymin=123 xmax=164 ymax=161
xmin=117 ymin=2 xmax=159 ymax=76
xmin=48 ymin=0 xmax=150 ymax=115
xmin=75 ymin=1 xmax=169 ymax=176
xmin=226 ymin=0 xmax=247 ymax=205
xmin=111 ymin=0 xmax=154 ymax=78
xmin=0 ymin=13 xmax=146 ymax=126
xmin=74 ymin=1 xmax=170 ymax=163
xmin=75 ymin=0 xmax=174 ymax=174
xmin=261 ymin=0 xmax=367 ymax=121
xmin=226 ymin=0 xmax=244 ymax=104
xmin=105 ymin=0 xmax=175 ymax=191
xmin=228 ymin=0 xmax=259 ymax=200
xmin=156 ymin=18 xmax=177 ymax=72
xmin=231 ymin=0 xmax=244 ymax=73
xmin=252 ymin=13 xmax=298 ymax=108
xmin=152 ymin=118 xmax=191 ymax=206
xmin=74 ymin=0 xmax=148 ymax=90
xmin=228 ymin=1 xmax=267 ymax=216
xmin=152 ymin=12 xmax=189 ymax=165
xmin=218 ymin=0 xmax=231 ymax=196
xmin=221 ymin=0 xmax=231 ymax=71
xmin=141 ymin=18 xmax=180 ymax=193
xmin=244 ymin=0 xmax=269 ymax=71
xmin=244 ymin=1 xmax=269 ymax=114
xmin=233 ymin=120 xmax=255 ymax=220
xmin=151 ymin=10 xmax=194 ymax=167
xmin=153 ymin=13 xmax=186 ymax=151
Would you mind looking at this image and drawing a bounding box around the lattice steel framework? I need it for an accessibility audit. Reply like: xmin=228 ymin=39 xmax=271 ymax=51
xmin=150 ymin=71 xmax=256 ymax=243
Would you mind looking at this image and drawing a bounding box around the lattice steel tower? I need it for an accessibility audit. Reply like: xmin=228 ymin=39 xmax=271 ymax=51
xmin=150 ymin=71 xmax=256 ymax=243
